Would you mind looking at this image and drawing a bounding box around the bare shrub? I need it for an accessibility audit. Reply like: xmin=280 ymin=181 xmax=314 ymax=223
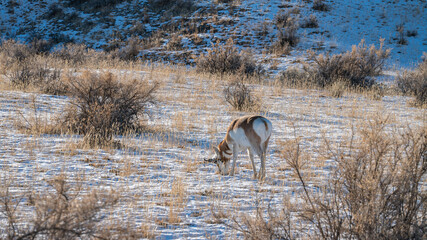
xmin=67 ymin=0 xmax=128 ymax=12
xmin=272 ymin=9 xmax=300 ymax=54
xmin=0 ymin=175 xmax=145 ymax=239
xmin=166 ymin=34 xmax=183 ymax=51
xmin=147 ymin=0 xmax=195 ymax=16
xmin=0 ymin=40 xmax=65 ymax=92
xmin=214 ymin=201 xmax=296 ymax=240
xmin=223 ymin=79 xmax=260 ymax=112
xmin=223 ymin=117 xmax=426 ymax=239
xmin=196 ymin=39 xmax=263 ymax=77
xmin=276 ymin=67 xmax=314 ymax=88
xmin=13 ymin=95 xmax=62 ymax=135
xmin=6 ymin=61 xmax=34 ymax=87
xmin=0 ymin=39 xmax=33 ymax=64
xmin=307 ymin=39 xmax=390 ymax=88
xmin=396 ymin=53 xmax=427 ymax=107
xmin=63 ymin=71 xmax=158 ymax=147
xmin=301 ymin=14 xmax=318 ymax=28
xmin=396 ymin=23 xmax=408 ymax=45
xmin=52 ymin=43 xmax=110 ymax=66
xmin=0 ymin=40 xmax=33 ymax=84
xmin=407 ymin=30 xmax=418 ymax=37
xmin=313 ymin=0 xmax=329 ymax=11
xmin=29 ymin=37 xmax=54 ymax=54
xmin=114 ymin=36 xmax=143 ymax=61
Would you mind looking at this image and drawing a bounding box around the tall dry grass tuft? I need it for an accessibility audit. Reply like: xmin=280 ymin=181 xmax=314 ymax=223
xmin=63 ymin=71 xmax=158 ymax=147
xmin=220 ymin=117 xmax=426 ymax=239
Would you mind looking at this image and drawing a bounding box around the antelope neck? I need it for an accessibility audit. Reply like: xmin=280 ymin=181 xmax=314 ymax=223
xmin=219 ymin=140 xmax=232 ymax=159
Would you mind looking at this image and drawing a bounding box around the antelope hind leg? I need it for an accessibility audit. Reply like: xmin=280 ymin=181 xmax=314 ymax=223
xmin=247 ymin=148 xmax=257 ymax=179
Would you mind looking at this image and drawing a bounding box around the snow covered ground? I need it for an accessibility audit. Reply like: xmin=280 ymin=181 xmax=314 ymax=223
xmin=0 ymin=0 xmax=426 ymax=238
xmin=0 ymin=68 xmax=425 ymax=238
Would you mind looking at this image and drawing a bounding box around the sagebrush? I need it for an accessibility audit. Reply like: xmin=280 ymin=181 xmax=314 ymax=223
xmin=0 ymin=175 xmax=146 ymax=239
xmin=196 ymin=39 xmax=263 ymax=77
xmin=396 ymin=53 xmax=427 ymax=107
xmin=223 ymin=80 xmax=260 ymax=112
xmin=307 ymin=39 xmax=390 ymax=89
xmin=63 ymin=71 xmax=158 ymax=146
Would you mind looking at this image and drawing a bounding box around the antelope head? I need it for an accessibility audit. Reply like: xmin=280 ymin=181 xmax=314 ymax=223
xmin=204 ymin=147 xmax=229 ymax=174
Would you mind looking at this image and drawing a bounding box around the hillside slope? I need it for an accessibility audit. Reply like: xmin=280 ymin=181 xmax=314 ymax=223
xmin=1 ymin=0 xmax=426 ymax=70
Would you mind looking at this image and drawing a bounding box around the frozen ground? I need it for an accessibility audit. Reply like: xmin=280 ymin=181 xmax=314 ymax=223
xmin=0 ymin=0 xmax=426 ymax=238
xmin=0 ymin=69 xmax=425 ymax=238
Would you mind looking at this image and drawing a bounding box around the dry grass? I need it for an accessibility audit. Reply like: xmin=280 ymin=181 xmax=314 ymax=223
xmin=13 ymin=95 xmax=63 ymax=135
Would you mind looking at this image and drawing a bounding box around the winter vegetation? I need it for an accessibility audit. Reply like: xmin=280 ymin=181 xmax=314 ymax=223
xmin=0 ymin=0 xmax=426 ymax=239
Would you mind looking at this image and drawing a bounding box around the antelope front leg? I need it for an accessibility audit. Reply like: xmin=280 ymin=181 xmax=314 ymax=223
xmin=230 ymin=145 xmax=238 ymax=176
xmin=222 ymin=161 xmax=230 ymax=175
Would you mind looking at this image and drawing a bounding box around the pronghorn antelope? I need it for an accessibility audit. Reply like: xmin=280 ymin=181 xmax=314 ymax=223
xmin=205 ymin=115 xmax=272 ymax=180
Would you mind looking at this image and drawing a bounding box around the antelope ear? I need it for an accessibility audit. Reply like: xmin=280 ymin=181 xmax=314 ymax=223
xmin=213 ymin=147 xmax=220 ymax=156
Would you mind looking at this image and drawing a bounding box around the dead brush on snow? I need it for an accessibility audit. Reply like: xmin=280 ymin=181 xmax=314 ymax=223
xmin=0 ymin=174 xmax=146 ymax=239
xmin=147 ymin=0 xmax=196 ymax=17
xmin=223 ymin=78 xmax=261 ymax=112
xmin=307 ymin=39 xmax=390 ymax=89
xmin=196 ymin=39 xmax=263 ymax=78
xmin=13 ymin=95 xmax=63 ymax=135
xmin=396 ymin=53 xmax=427 ymax=107
xmin=312 ymin=0 xmax=329 ymax=12
xmin=52 ymin=43 xmax=112 ymax=67
xmin=0 ymin=39 xmax=64 ymax=94
xmin=212 ymin=194 xmax=296 ymax=239
xmin=62 ymin=71 xmax=158 ymax=147
xmin=220 ymin=116 xmax=426 ymax=239
xmin=301 ymin=14 xmax=319 ymax=29
xmin=272 ymin=8 xmax=300 ymax=55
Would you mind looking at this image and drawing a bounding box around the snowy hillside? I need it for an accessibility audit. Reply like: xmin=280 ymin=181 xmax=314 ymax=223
xmin=1 ymin=0 xmax=426 ymax=69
